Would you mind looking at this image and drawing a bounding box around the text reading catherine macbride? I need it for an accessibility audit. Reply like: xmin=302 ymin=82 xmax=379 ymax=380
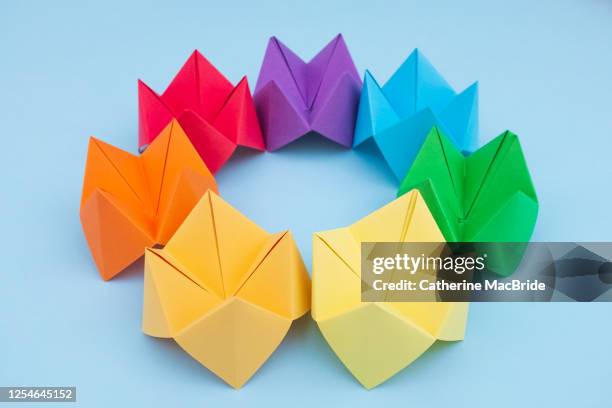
xmin=360 ymin=242 xmax=547 ymax=302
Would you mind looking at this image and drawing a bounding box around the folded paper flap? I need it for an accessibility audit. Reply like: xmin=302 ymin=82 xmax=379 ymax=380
xmin=254 ymin=76 xmax=309 ymax=122
xmin=353 ymin=70 xmax=400 ymax=146
xmin=173 ymin=296 xmax=292 ymax=389
xmin=349 ymin=190 xmax=419 ymax=243
xmin=88 ymin=188 xmax=155 ymax=237
xmin=401 ymin=190 xmax=446 ymax=242
xmin=401 ymin=127 xmax=467 ymax=219
xmin=209 ymin=191 xmax=271 ymax=295
xmin=366 ymin=108 xmax=439 ymax=182
xmin=80 ymin=189 xmax=156 ymax=280
xmin=409 ymin=49 xmax=457 ymax=114
xmin=463 ymin=190 xmax=539 ymax=242
xmin=161 ymin=50 xmax=234 ymax=121
xmin=255 ymin=37 xmax=307 ymax=110
xmin=147 ymin=248 xmax=217 ymax=297
xmin=235 ymin=231 xmax=311 ymax=319
xmin=464 ymin=131 xmax=538 ymax=221
xmin=211 ymin=76 xmax=249 ymax=127
xmin=142 ymin=258 xmax=172 ymax=338
xmin=398 ymin=191 xmax=419 ymax=242
xmin=138 ymin=80 xmax=175 ymax=149
xmin=162 ymin=191 xmax=225 ymax=297
xmin=138 ymin=78 xmax=162 ymax=101
xmin=307 ymin=34 xmax=361 ymax=111
xmin=435 ymin=302 xmax=469 ymax=340
xmin=309 ymin=72 xmax=361 ymax=147
xmin=212 ymin=76 xmax=264 ymax=150
xmin=431 ymin=126 xmax=466 ymax=214
xmin=154 ymin=167 xmax=217 ymax=245
xmin=434 ymin=126 xmax=466 ymax=191
xmin=315 ymin=229 xmax=361 ymax=278
xmin=253 ymin=79 xmax=311 ymax=151
xmin=387 ymin=301 xmax=467 ymax=340
xmin=153 ymin=121 xmax=217 ymax=233
xmin=462 ymin=131 xmax=508 ymax=213
xmin=311 ymin=233 xmax=362 ymax=321
xmin=81 ymin=137 xmax=149 ymax=211
xmin=303 ymin=35 xmax=338 ymax=108
xmin=310 ymin=70 xmax=362 ymax=125
xmin=139 ymin=119 xmax=218 ymax=225
xmin=232 ymin=231 xmax=289 ymax=295
xmin=316 ymin=302 xmax=435 ymax=389
xmin=377 ymin=302 xmax=438 ymax=339
xmin=438 ymin=82 xmax=479 ymax=151
xmin=140 ymin=121 xmax=173 ymax=216
xmin=176 ymin=109 xmax=237 ymax=174
xmin=382 ymin=49 xmax=456 ymax=118
xmin=397 ymin=127 xmax=466 ymax=239
xmin=144 ymin=248 xmax=222 ymax=335
xmin=410 ymin=178 xmax=462 ymax=241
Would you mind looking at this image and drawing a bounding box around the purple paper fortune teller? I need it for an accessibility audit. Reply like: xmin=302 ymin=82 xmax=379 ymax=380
xmin=253 ymin=34 xmax=362 ymax=151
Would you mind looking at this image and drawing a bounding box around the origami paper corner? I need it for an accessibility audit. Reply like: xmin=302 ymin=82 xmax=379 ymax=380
xmin=213 ymin=75 xmax=265 ymax=152
xmin=438 ymin=80 xmax=479 ymax=153
xmin=142 ymin=190 xmax=310 ymax=388
xmin=253 ymin=33 xmax=362 ymax=151
xmin=80 ymin=119 xmax=217 ymax=280
xmin=353 ymin=69 xmax=399 ymax=148
xmin=312 ymin=191 xmax=468 ymax=388
xmin=80 ymin=188 xmax=156 ymax=281
xmin=138 ymin=50 xmax=264 ymax=173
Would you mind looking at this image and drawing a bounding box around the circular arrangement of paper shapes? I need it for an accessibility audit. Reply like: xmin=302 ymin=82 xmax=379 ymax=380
xmin=79 ymin=34 xmax=539 ymax=388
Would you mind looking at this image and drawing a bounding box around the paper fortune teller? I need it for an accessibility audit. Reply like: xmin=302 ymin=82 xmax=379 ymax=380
xmin=138 ymin=50 xmax=264 ymax=173
xmin=142 ymin=191 xmax=311 ymax=388
xmin=253 ymin=34 xmax=362 ymax=150
xmin=354 ymin=49 xmax=479 ymax=182
xmin=312 ymin=191 xmax=468 ymax=389
xmin=398 ymin=127 xmax=539 ymax=245
xmin=80 ymin=120 xmax=217 ymax=280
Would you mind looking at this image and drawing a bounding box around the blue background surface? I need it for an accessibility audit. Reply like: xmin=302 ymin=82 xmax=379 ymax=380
xmin=1 ymin=0 xmax=611 ymax=406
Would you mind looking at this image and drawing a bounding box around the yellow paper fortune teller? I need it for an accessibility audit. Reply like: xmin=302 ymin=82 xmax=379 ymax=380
xmin=142 ymin=191 xmax=311 ymax=388
xmin=312 ymin=190 xmax=469 ymax=389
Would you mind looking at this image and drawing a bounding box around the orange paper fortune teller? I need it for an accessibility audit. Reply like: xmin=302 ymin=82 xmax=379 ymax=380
xmin=142 ymin=190 xmax=311 ymax=388
xmin=80 ymin=119 xmax=217 ymax=280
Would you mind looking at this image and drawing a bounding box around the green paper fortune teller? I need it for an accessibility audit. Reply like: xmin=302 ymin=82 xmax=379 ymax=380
xmin=398 ymin=127 xmax=539 ymax=276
